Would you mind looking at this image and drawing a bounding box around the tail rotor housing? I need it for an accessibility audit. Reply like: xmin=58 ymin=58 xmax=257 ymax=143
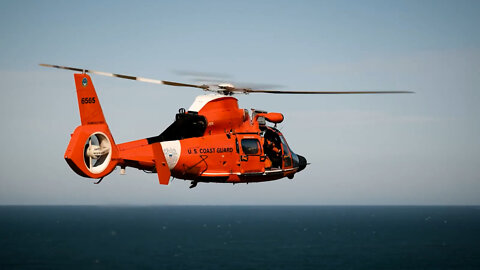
xmin=64 ymin=74 xmax=119 ymax=179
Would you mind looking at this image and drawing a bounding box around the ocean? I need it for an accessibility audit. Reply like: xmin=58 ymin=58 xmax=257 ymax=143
xmin=0 ymin=206 xmax=479 ymax=269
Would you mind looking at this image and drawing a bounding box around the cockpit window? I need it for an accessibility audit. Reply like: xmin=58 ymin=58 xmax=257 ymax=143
xmin=241 ymin=139 xmax=260 ymax=155
xmin=279 ymin=135 xmax=290 ymax=155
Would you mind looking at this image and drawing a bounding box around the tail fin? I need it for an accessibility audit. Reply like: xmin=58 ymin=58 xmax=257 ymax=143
xmin=74 ymin=74 xmax=106 ymax=125
xmin=64 ymin=74 xmax=119 ymax=179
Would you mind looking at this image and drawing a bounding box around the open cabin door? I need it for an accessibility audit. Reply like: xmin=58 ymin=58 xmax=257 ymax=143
xmin=263 ymin=128 xmax=284 ymax=170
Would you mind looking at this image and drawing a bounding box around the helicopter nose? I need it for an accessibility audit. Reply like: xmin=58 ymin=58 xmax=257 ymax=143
xmin=297 ymin=154 xmax=307 ymax=172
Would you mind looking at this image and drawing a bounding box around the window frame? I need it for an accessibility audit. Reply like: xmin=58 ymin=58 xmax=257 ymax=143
xmin=240 ymin=138 xmax=262 ymax=156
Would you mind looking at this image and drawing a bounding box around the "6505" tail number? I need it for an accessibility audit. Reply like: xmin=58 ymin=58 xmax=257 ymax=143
xmin=81 ymin=97 xmax=96 ymax=104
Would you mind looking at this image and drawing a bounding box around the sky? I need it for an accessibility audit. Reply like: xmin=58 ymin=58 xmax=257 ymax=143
xmin=0 ymin=0 xmax=479 ymax=205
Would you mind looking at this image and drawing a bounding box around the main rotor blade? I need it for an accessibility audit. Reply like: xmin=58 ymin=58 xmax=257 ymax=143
xmin=237 ymin=88 xmax=414 ymax=94
xmin=40 ymin=64 xmax=413 ymax=95
xmin=39 ymin=64 xmax=208 ymax=90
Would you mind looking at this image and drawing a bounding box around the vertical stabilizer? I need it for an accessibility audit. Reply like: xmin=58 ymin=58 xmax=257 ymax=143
xmin=74 ymin=74 xmax=106 ymax=125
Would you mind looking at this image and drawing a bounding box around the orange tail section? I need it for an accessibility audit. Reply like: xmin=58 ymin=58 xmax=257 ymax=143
xmin=64 ymin=74 xmax=119 ymax=179
xmin=74 ymin=74 xmax=106 ymax=125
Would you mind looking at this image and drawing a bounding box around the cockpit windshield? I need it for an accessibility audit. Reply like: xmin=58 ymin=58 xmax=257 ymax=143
xmin=279 ymin=135 xmax=291 ymax=156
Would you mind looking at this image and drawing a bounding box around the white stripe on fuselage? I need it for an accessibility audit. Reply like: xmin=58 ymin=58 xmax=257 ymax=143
xmin=160 ymin=140 xmax=181 ymax=169
xmin=188 ymin=94 xmax=228 ymax=112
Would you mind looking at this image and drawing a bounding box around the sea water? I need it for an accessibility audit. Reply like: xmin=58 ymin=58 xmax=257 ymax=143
xmin=1 ymin=206 xmax=479 ymax=269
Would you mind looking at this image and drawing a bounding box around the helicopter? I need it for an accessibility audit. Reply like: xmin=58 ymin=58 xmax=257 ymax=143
xmin=40 ymin=64 xmax=412 ymax=188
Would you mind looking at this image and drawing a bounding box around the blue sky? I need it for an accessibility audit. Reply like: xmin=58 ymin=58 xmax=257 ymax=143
xmin=0 ymin=0 xmax=479 ymax=205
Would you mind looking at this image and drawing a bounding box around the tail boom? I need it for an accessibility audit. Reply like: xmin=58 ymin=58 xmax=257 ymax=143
xmin=116 ymin=139 xmax=171 ymax=185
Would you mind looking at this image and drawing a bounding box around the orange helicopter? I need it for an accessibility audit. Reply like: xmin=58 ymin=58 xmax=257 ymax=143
xmin=40 ymin=64 xmax=412 ymax=188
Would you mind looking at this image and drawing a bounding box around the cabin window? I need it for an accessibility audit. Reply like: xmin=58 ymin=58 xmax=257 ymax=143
xmin=241 ymin=139 xmax=260 ymax=155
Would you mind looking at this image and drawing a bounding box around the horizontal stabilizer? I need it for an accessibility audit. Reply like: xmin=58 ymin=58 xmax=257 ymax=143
xmin=152 ymin=143 xmax=171 ymax=185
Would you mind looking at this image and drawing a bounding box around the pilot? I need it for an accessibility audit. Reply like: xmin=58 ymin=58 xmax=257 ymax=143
xmin=264 ymin=137 xmax=282 ymax=168
xmin=265 ymin=139 xmax=281 ymax=155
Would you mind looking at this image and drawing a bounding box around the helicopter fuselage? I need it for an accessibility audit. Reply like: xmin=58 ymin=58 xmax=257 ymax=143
xmin=117 ymin=95 xmax=307 ymax=185
xmin=63 ymin=74 xmax=307 ymax=187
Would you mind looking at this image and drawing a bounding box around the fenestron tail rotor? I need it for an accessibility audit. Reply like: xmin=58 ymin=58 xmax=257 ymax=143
xmin=83 ymin=132 xmax=112 ymax=174
xmin=39 ymin=64 xmax=414 ymax=95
